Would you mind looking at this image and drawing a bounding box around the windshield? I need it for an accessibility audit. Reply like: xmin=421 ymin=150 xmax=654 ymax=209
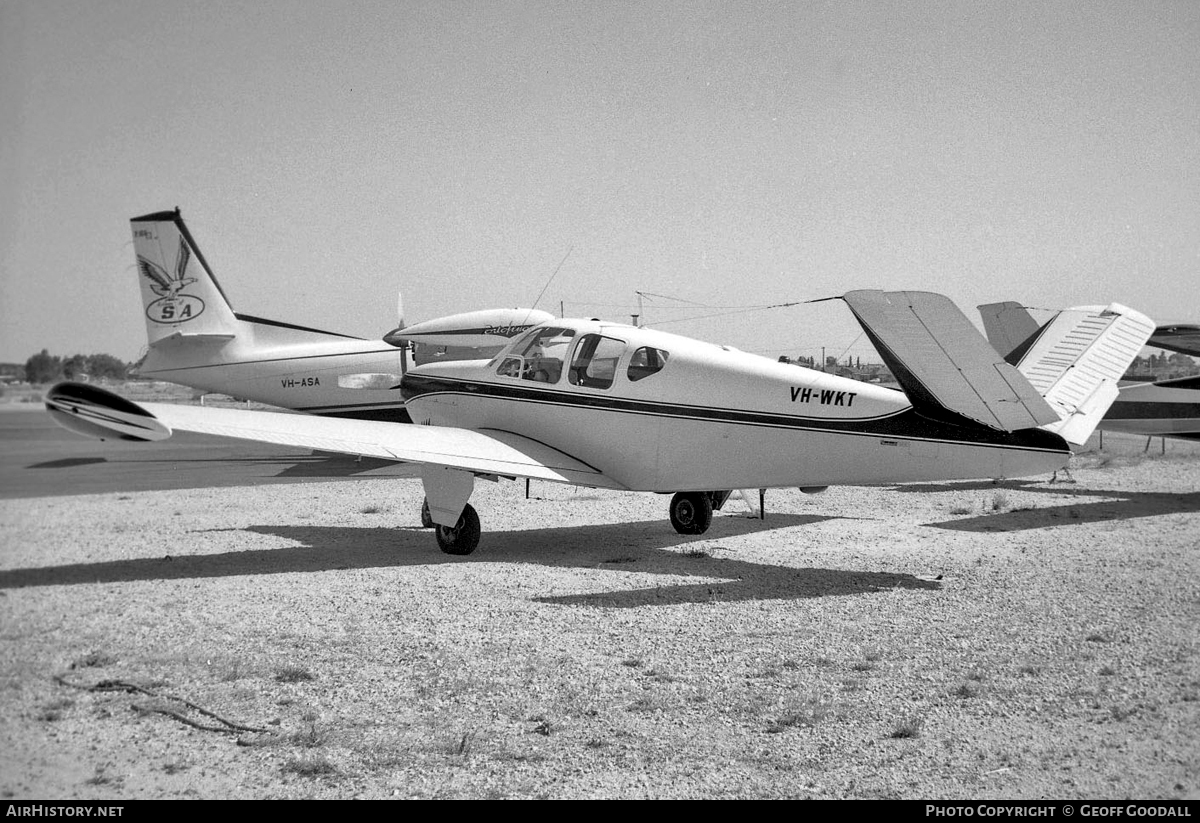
xmin=496 ymin=327 xmax=576 ymax=383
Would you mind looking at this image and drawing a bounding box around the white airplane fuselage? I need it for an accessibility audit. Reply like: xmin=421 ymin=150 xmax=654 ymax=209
xmin=138 ymin=331 xmax=412 ymax=421
xmin=402 ymin=319 xmax=1071 ymax=492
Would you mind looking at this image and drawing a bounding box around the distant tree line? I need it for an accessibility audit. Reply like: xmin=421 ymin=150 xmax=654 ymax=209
xmin=20 ymin=350 xmax=131 ymax=383
xmin=1124 ymin=352 xmax=1198 ymax=380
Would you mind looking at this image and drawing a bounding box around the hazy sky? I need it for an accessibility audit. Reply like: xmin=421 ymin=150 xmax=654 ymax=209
xmin=2 ymin=0 xmax=1197 ymax=365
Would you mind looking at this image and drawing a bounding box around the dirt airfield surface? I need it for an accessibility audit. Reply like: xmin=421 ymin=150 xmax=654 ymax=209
xmin=0 ymin=399 xmax=1197 ymax=799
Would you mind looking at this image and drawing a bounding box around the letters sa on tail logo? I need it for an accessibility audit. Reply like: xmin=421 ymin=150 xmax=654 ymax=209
xmin=140 ymin=237 xmax=205 ymax=324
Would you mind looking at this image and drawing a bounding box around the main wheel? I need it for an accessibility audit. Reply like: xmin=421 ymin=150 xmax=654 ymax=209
xmin=420 ymin=498 xmax=434 ymax=528
xmin=669 ymin=492 xmax=712 ymax=535
xmin=435 ymin=504 xmax=481 ymax=555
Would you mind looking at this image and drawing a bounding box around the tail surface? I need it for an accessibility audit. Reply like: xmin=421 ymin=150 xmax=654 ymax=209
xmin=133 ymin=209 xmax=240 ymax=346
xmin=1005 ymin=304 xmax=1156 ymax=444
xmin=843 ymin=291 xmax=1154 ymax=446
xmin=131 ymin=210 xmax=365 ymax=378
xmin=977 ymin=301 xmax=1041 ymax=363
xmin=841 ymin=290 xmax=1059 ymax=433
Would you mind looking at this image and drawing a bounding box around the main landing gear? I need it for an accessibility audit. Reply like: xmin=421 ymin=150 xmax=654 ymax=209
xmin=420 ymin=481 xmax=742 ymax=556
xmin=667 ymin=491 xmax=732 ymax=535
xmin=433 ymin=504 xmax=481 ymax=556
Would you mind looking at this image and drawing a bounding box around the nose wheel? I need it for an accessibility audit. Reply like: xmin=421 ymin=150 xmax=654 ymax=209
xmin=435 ymin=504 xmax=481 ymax=555
xmin=669 ymin=492 xmax=713 ymax=535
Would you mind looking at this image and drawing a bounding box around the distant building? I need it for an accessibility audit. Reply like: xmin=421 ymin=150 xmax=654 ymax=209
xmin=0 ymin=363 xmax=25 ymax=384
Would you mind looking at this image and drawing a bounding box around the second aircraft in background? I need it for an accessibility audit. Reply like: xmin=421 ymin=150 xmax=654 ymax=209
xmin=129 ymin=208 xmax=552 ymax=422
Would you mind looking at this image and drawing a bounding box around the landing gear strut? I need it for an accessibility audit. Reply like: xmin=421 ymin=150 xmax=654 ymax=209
xmin=669 ymin=492 xmax=713 ymax=535
xmin=434 ymin=504 xmax=481 ymax=555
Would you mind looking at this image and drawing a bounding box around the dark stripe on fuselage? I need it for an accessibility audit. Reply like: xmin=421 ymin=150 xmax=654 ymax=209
xmin=402 ymin=326 xmax=534 ymax=339
xmin=1107 ymin=400 xmax=1200 ymax=421
xmin=401 ymin=374 xmax=1069 ymax=454
xmin=1143 ymin=375 xmax=1200 ymax=390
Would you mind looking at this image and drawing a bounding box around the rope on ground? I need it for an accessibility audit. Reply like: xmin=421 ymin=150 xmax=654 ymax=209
xmin=53 ymin=674 xmax=270 ymax=734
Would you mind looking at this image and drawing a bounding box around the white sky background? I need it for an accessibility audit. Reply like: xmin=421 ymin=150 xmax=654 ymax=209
xmin=1 ymin=0 xmax=1197 ymax=364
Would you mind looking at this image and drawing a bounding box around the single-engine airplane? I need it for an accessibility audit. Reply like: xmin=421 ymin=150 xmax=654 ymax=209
xmin=980 ymin=303 xmax=1200 ymax=441
xmin=129 ymin=209 xmax=552 ymax=422
xmin=48 ymin=242 xmax=1155 ymax=555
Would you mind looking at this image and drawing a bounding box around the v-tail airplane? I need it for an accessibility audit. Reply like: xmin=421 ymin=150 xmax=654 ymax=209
xmin=48 ymin=261 xmax=1154 ymax=556
xmin=129 ymin=209 xmax=552 ymax=422
xmin=980 ymin=302 xmax=1200 ymax=442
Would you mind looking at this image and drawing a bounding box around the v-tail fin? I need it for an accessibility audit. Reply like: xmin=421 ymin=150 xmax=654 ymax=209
xmin=977 ymin=301 xmax=1042 ymax=363
xmin=841 ymin=290 xmax=1059 ymax=433
xmin=842 ymin=291 xmax=1155 ymax=445
xmin=1003 ymin=303 xmax=1155 ymax=445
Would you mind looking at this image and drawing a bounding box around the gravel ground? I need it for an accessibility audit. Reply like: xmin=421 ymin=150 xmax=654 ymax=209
xmin=0 ymin=435 xmax=1197 ymax=799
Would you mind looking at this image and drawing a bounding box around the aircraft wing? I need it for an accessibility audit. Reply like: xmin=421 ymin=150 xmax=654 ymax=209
xmin=45 ymin=382 xmax=625 ymax=490
xmin=1147 ymin=324 xmax=1200 ymax=357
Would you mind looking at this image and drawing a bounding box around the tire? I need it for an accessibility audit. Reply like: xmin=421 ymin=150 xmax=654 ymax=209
xmin=420 ymin=498 xmax=434 ymax=528
xmin=435 ymin=504 xmax=481 ymax=555
xmin=669 ymin=492 xmax=713 ymax=535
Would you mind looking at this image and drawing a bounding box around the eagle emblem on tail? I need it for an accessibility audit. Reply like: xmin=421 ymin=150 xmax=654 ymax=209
xmin=139 ymin=237 xmax=197 ymax=298
xmin=141 ymin=237 xmax=205 ymax=324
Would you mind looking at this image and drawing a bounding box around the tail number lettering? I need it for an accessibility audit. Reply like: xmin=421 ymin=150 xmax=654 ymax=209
xmin=790 ymin=387 xmax=856 ymax=407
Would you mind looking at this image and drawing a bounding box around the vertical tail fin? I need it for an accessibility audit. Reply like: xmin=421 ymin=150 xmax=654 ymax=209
xmin=132 ymin=209 xmax=239 ymax=346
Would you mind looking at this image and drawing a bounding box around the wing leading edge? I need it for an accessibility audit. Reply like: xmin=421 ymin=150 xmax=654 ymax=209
xmin=45 ymin=382 xmax=625 ymax=490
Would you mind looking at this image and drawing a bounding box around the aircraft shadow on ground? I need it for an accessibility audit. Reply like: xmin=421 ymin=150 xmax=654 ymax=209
xmin=27 ymin=457 xmax=110 ymax=469
xmin=0 ymin=513 xmax=939 ymax=605
xmin=919 ymin=485 xmax=1200 ymax=532
xmin=891 ymin=479 xmax=1046 ymax=494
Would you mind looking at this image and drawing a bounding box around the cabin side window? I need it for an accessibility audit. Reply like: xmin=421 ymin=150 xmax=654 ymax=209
xmin=568 ymin=334 xmax=626 ymax=390
xmin=627 ymin=347 xmax=669 ymax=382
xmin=495 ymin=327 xmax=574 ymax=383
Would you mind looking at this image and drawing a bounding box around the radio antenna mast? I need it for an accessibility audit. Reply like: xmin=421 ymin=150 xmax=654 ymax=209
xmin=525 ymin=246 xmax=574 ymax=325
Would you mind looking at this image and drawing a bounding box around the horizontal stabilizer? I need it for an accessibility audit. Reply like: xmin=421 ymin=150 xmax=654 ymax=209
xmin=148 ymin=332 xmax=237 ymax=347
xmin=44 ymin=382 xmax=625 ymax=490
xmin=843 ymin=291 xmax=1059 ymax=432
xmin=1011 ymin=303 xmax=1156 ymax=445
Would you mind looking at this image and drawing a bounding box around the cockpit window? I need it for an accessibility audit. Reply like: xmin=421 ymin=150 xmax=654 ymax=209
xmin=495 ymin=327 xmax=575 ymax=383
xmin=568 ymin=334 xmax=625 ymax=390
xmin=627 ymin=347 xmax=669 ymax=382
